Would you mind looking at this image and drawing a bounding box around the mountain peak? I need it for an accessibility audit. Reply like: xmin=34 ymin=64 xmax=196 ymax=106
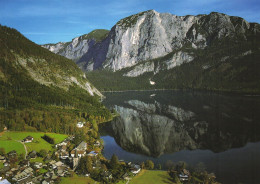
xmin=43 ymin=10 xmax=260 ymax=74
xmin=146 ymin=9 xmax=158 ymax=14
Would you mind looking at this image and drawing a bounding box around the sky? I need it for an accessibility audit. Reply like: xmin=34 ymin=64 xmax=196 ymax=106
xmin=0 ymin=0 xmax=259 ymax=44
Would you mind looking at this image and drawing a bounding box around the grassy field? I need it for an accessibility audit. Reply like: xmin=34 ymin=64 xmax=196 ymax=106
xmin=0 ymin=163 xmax=4 ymax=169
xmin=60 ymin=175 xmax=98 ymax=184
xmin=29 ymin=157 xmax=44 ymax=163
xmin=0 ymin=139 xmax=25 ymax=155
xmin=0 ymin=131 xmax=68 ymax=154
xmin=129 ymin=170 xmax=173 ymax=184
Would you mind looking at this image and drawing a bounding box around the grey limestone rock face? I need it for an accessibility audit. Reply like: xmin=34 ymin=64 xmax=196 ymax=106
xmin=42 ymin=36 xmax=96 ymax=61
xmin=102 ymin=10 xmax=198 ymax=71
xmin=43 ymin=10 xmax=259 ymax=76
xmin=123 ymin=62 xmax=155 ymax=77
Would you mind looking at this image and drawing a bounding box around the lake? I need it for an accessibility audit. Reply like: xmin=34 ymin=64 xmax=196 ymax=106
xmin=99 ymin=90 xmax=260 ymax=184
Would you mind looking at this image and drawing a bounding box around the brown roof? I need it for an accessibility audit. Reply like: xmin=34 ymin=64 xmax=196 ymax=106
xmin=183 ymin=169 xmax=190 ymax=175
xmin=70 ymin=150 xmax=75 ymax=154
xmin=77 ymin=150 xmax=85 ymax=154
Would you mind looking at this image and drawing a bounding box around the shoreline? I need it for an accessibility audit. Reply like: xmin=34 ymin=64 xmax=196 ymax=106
xmin=101 ymin=88 xmax=260 ymax=97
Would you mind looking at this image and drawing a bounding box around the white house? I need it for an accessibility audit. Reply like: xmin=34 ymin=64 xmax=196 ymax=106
xmin=77 ymin=122 xmax=85 ymax=128
xmin=94 ymin=141 xmax=100 ymax=147
xmin=23 ymin=136 xmax=33 ymax=143
xmin=149 ymin=80 xmax=155 ymax=85
xmin=59 ymin=151 xmax=69 ymax=159
xmin=70 ymin=141 xmax=87 ymax=158
xmin=130 ymin=164 xmax=141 ymax=174
xmin=71 ymin=150 xmax=86 ymax=158
xmin=55 ymin=141 xmax=67 ymax=148
xmin=34 ymin=162 xmax=43 ymax=169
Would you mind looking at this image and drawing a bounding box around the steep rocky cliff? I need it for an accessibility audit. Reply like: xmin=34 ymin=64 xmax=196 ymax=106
xmin=43 ymin=10 xmax=260 ymax=92
xmin=42 ymin=29 xmax=109 ymax=62
xmin=43 ymin=10 xmax=259 ymax=74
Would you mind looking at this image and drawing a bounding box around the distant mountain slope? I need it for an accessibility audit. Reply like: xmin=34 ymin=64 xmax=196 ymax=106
xmin=42 ymin=29 xmax=109 ymax=62
xmin=43 ymin=10 xmax=260 ymax=93
xmin=0 ymin=25 xmax=111 ymax=132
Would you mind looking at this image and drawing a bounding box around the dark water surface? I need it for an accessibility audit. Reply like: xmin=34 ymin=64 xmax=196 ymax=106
xmin=99 ymin=90 xmax=260 ymax=184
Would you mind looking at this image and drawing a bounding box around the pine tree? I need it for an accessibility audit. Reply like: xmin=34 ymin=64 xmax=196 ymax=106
xmin=86 ymin=156 xmax=93 ymax=173
xmin=109 ymin=154 xmax=119 ymax=170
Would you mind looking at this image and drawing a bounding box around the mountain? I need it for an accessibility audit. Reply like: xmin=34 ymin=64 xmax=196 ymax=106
xmin=42 ymin=29 xmax=109 ymax=63
xmin=0 ymin=25 xmax=111 ymax=132
xmin=43 ymin=10 xmax=260 ymax=93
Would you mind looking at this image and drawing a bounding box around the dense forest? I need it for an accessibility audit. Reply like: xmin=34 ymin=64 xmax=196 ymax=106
xmin=0 ymin=25 xmax=112 ymax=133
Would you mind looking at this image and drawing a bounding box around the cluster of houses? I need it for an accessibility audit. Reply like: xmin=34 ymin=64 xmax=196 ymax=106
xmin=0 ymin=150 xmax=33 ymax=184
xmin=54 ymin=137 xmax=99 ymax=170
xmin=129 ymin=163 xmax=141 ymax=174
xmin=176 ymin=168 xmax=216 ymax=182
xmin=0 ymin=135 xmax=102 ymax=184
xmin=0 ymin=135 xmax=145 ymax=184
xmin=178 ymin=169 xmax=190 ymax=181
xmin=0 ymin=149 xmax=72 ymax=184
xmin=12 ymin=167 xmax=34 ymax=183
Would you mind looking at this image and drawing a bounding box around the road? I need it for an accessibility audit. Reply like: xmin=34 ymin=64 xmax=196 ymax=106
xmin=21 ymin=141 xmax=28 ymax=158
xmin=16 ymin=140 xmax=28 ymax=159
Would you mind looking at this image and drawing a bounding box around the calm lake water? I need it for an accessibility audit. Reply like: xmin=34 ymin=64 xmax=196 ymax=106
xmin=99 ymin=90 xmax=260 ymax=184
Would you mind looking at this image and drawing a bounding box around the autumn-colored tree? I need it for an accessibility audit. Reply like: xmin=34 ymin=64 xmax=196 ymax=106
xmin=145 ymin=160 xmax=154 ymax=170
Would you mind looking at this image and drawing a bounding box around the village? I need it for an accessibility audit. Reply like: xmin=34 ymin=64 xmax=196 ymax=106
xmin=0 ymin=123 xmax=218 ymax=184
xmin=0 ymin=130 xmax=143 ymax=184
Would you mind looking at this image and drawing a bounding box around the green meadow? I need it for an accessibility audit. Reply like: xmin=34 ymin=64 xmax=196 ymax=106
xmin=129 ymin=170 xmax=173 ymax=184
xmin=60 ymin=175 xmax=98 ymax=184
xmin=0 ymin=131 xmax=67 ymax=154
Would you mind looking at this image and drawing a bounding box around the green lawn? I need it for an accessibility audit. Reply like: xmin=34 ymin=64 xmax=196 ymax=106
xmin=117 ymin=180 xmax=127 ymax=184
xmin=39 ymin=168 xmax=48 ymax=174
xmin=0 ymin=163 xmax=4 ymax=170
xmin=0 ymin=131 xmax=68 ymax=154
xmin=129 ymin=170 xmax=174 ymax=184
xmin=60 ymin=175 xmax=98 ymax=184
xmin=29 ymin=157 xmax=44 ymax=163
xmin=0 ymin=139 xmax=25 ymax=155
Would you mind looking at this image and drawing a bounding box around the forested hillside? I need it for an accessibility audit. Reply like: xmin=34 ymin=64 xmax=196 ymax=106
xmin=0 ymin=25 xmax=111 ymax=133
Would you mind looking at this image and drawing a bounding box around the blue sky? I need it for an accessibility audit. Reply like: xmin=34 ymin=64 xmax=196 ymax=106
xmin=0 ymin=0 xmax=259 ymax=44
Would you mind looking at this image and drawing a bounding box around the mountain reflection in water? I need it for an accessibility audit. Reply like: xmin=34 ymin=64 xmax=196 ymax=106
xmin=99 ymin=91 xmax=260 ymax=184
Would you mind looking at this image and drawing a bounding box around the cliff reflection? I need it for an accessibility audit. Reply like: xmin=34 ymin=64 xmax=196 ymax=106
xmin=100 ymin=91 xmax=260 ymax=157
